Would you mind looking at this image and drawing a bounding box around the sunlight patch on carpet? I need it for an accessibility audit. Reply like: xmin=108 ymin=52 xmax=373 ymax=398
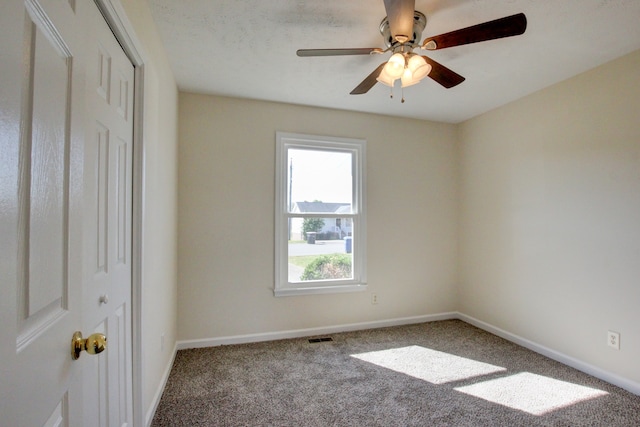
xmin=351 ymin=345 xmax=506 ymax=384
xmin=455 ymin=372 xmax=609 ymax=415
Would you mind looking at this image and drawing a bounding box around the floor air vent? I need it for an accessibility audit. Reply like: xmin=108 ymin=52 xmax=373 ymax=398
xmin=308 ymin=337 xmax=333 ymax=343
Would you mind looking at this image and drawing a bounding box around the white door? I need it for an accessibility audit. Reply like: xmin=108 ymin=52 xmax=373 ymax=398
xmin=0 ymin=0 xmax=134 ymax=426
xmin=81 ymin=3 xmax=135 ymax=426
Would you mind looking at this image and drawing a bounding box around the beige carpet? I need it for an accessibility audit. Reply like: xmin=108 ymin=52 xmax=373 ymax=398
xmin=152 ymin=320 xmax=640 ymax=426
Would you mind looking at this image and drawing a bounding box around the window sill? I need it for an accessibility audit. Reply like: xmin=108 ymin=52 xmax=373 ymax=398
xmin=274 ymin=283 xmax=368 ymax=297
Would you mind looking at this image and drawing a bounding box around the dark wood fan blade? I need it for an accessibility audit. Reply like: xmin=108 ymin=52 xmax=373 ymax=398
xmin=297 ymin=48 xmax=382 ymax=57
xmin=422 ymin=13 xmax=527 ymax=50
xmin=422 ymin=56 xmax=465 ymax=89
xmin=350 ymin=62 xmax=386 ymax=95
xmin=383 ymin=0 xmax=415 ymax=43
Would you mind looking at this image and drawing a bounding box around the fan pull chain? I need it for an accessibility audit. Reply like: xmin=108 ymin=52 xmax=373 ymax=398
xmin=401 ymin=87 xmax=405 ymax=103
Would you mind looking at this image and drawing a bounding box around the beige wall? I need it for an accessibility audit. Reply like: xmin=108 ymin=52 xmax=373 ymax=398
xmin=177 ymin=94 xmax=459 ymax=340
xmin=120 ymin=0 xmax=179 ymax=419
xmin=458 ymin=49 xmax=640 ymax=383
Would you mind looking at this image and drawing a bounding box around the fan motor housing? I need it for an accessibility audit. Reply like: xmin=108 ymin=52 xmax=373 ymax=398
xmin=380 ymin=11 xmax=426 ymax=49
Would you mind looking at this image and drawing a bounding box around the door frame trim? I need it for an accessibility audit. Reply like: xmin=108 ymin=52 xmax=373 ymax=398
xmin=93 ymin=1 xmax=146 ymax=426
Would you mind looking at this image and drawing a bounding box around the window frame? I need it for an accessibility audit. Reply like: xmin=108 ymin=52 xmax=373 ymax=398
xmin=274 ymin=132 xmax=367 ymax=297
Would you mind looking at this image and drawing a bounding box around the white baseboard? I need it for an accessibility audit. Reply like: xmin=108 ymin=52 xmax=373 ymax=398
xmin=176 ymin=312 xmax=459 ymax=350
xmin=145 ymin=342 xmax=178 ymax=427
xmin=457 ymin=312 xmax=640 ymax=396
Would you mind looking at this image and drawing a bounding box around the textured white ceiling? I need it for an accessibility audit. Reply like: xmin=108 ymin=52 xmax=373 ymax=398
xmin=148 ymin=0 xmax=640 ymax=123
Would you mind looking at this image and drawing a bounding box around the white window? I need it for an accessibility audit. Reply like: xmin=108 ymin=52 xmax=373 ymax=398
xmin=275 ymin=132 xmax=367 ymax=296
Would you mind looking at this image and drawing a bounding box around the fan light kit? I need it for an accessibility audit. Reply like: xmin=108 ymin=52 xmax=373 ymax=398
xmin=378 ymin=53 xmax=432 ymax=89
xmin=297 ymin=0 xmax=527 ymax=103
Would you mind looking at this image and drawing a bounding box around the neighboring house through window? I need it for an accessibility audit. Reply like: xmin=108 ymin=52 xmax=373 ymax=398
xmin=275 ymin=132 xmax=367 ymax=296
xmin=291 ymin=201 xmax=351 ymax=240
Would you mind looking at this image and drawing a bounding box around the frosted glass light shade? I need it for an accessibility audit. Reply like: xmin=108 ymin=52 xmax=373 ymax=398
xmin=383 ymin=53 xmax=405 ymax=79
xmin=376 ymin=67 xmax=396 ymax=87
xmin=401 ymin=68 xmax=419 ymax=88
xmin=407 ymin=55 xmax=431 ymax=81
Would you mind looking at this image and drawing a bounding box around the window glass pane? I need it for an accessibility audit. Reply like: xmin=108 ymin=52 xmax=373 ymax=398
xmin=288 ymin=218 xmax=354 ymax=283
xmin=287 ymin=148 xmax=352 ymax=213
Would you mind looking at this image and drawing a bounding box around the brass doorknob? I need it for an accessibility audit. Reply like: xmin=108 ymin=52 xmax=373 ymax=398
xmin=71 ymin=331 xmax=107 ymax=360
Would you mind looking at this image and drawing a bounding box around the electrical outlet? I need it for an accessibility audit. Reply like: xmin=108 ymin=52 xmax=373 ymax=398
xmin=371 ymin=293 xmax=378 ymax=305
xmin=607 ymin=331 xmax=620 ymax=350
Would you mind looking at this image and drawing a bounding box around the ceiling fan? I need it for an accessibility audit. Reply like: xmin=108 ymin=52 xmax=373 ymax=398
xmin=297 ymin=0 xmax=527 ymax=98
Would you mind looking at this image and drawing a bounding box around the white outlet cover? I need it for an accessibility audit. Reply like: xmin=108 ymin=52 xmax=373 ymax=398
xmin=607 ymin=331 xmax=620 ymax=350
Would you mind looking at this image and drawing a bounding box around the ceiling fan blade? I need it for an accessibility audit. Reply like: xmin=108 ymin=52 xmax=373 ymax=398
xmin=297 ymin=48 xmax=382 ymax=57
xmin=350 ymin=62 xmax=386 ymax=95
xmin=422 ymin=13 xmax=527 ymax=50
xmin=422 ymin=56 xmax=465 ymax=89
xmin=383 ymin=0 xmax=415 ymax=43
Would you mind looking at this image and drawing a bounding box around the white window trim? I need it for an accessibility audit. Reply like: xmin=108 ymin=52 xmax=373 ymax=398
xmin=275 ymin=132 xmax=367 ymax=297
